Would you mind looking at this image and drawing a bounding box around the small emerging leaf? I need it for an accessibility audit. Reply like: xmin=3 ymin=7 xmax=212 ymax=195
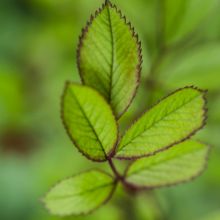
xmin=77 ymin=1 xmax=142 ymax=118
xmin=116 ymin=87 xmax=207 ymax=159
xmin=42 ymin=170 xmax=115 ymax=216
xmin=125 ymin=140 xmax=210 ymax=188
xmin=62 ymin=82 xmax=118 ymax=161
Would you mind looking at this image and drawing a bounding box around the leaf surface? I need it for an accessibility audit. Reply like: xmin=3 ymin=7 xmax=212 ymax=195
xmin=77 ymin=1 xmax=142 ymax=118
xmin=62 ymin=82 xmax=118 ymax=161
xmin=43 ymin=170 xmax=115 ymax=216
xmin=126 ymin=140 xmax=210 ymax=188
xmin=116 ymin=87 xmax=207 ymax=159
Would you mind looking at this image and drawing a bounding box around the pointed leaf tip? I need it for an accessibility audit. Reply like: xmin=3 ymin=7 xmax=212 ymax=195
xmin=77 ymin=2 xmax=142 ymax=118
xmin=116 ymin=87 xmax=207 ymax=159
xmin=43 ymin=170 xmax=116 ymax=216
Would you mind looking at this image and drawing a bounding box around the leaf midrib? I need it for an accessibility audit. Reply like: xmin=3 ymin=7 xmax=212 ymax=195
xmin=119 ymin=92 xmax=202 ymax=152
xmin=106 ymin=5 xmax=114 ymax=104
xmin=47 ymin=182 xmax=113 ymax=201
xmin=127 ymin=147 xmax=203 ymax=177
xmin=69 ymin=89 xmax=107 ymax=158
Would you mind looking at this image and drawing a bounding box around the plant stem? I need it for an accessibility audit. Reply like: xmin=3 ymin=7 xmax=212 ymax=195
xmin=108 ymin=158 xmax=124 ymax=181
xmin=108 ymin=158 xmax=141 ymax=194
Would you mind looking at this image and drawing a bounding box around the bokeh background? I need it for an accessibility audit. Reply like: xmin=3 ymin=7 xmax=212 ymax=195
xmin=0 ymin=0 xmax=220 ymax=219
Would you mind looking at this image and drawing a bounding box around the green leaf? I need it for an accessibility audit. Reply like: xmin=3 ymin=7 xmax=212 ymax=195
xmin=77 ymin=1 xmax=142 ymax=118
xmin=116 ymin=87 xmax=207 ymax=159
xmin=125 ymin=140 xmax=210 ymax=188
xmin=62 ymin=82 xmax=118 ymax=162
xmin=42 ymin=169 xmax=115 ymax=216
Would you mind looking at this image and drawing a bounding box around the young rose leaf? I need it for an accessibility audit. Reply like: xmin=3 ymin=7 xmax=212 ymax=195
xmin=77 ymin=1 xmax=142 ymax=118
xmin=125 ymin=140 xmax=210 ymax=189
xmin=62 ymin=82 xmax=118 ymax=162
xmin=116 ymin=87 xmax=207 ymax=159
xmin=42 ymin=170 xmax=116 ymax=216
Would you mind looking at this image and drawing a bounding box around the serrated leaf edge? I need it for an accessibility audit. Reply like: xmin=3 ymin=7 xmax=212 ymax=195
xmin=41 ymin=168 xmax=117 ymax=217
xmin=76 ymin=0 xmax=143 ymax=119
xmin=115 ymin=86 xmax=208 ymax=160
xmin=123 ymin=141 xmax=211 ymax=190
xmin=61 ymin=81 xmax=119 ymax=162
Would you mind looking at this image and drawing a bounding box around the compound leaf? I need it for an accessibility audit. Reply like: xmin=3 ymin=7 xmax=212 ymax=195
xmin=116 ymin=87 xmax=207 ymax=159
xmin=125 ymin=140 xmax=210 ymax=188
xmin=62 ymin=82 xmax=118 ymax=162
xmin=42 ymin=170 xmax=115 ymax=216
xmin=77 ymin=1 xmax=142 ymax=118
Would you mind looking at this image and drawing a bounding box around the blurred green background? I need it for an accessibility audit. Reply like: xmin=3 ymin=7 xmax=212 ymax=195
xmin=0 ymin=0 xmax=220 ymax=219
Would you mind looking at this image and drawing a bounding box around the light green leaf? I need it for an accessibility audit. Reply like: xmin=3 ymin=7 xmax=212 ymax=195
xmin=164 ymin=0 xmax=217 ymax=45
xmin=77 ymin=1 xmax=142 ymax=118
xmin=159 ymin=44 xmax=220 ymax=90
xmin=42 ymin=170 xmax=115 ymax=216
xmin=62 ymin=82 xmax=118 ymax=162
xmin=116 ymin=87 xmax=207 ymax=159
xmin=126 ymin=140 xmax=210 ymax=188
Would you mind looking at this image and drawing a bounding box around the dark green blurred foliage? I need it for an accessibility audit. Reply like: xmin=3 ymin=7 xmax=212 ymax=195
xmin=0 ymin=0 xmax=220 ymax=219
